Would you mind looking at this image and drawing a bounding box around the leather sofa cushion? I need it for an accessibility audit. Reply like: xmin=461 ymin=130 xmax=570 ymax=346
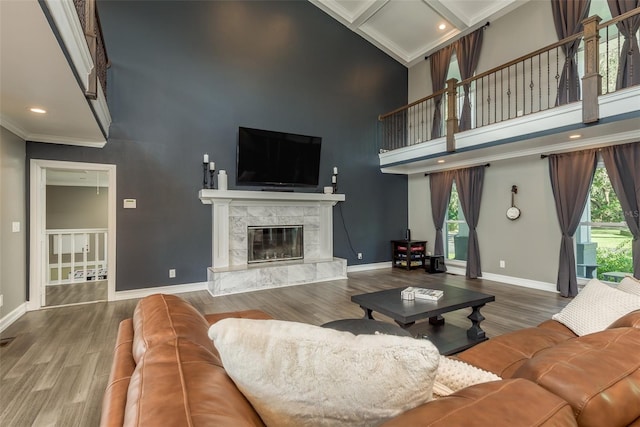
xmin=455 ymin=326 xmax=575 ymax=378
xmin=124 ymin=339 xmax=265 ymax=427
xmin=131 ymin=294 xmax=214 ymax=364
xmin=537 ymin=319 xmax=578 ymax=336
xmin=101 ymin=319 xmax=136 ymax=427
xmin=607 ymin=309 xmax=640 ymax=329
xmin=513 ymin=327 xmax=640 ymax=427
xmin=380 ymin=378 xmax=577 ymax=427
xmin=204 ymin=310 xmax=273 ymax=324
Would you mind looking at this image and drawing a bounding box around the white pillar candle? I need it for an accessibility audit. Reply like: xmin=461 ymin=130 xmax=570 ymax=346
xmin=333 ymin=167 xmax=338 ymax=175
xmin=218 ymin=170 xmax=228 ymax=190
xmin=209 ymin=161 xmax=215 ymax=171
xmin=203 ymin=154 xmax=209 ymax=163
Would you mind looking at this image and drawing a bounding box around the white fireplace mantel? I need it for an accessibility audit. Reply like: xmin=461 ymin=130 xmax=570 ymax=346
xmin=198 ymin=189 xmax=346 ymax=295
xmin=199 ymin=189 xmax=345 ymax=205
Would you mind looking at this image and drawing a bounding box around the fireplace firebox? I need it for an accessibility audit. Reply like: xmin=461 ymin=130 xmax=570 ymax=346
xmin=247 ymin=225 xmax=303 ymax=264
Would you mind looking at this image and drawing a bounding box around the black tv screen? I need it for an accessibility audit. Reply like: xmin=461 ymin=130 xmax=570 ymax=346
xmin=237 ymin=127 xmax=322 ymax=188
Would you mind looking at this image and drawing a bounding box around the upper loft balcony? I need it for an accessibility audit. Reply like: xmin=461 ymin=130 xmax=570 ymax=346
xmin=0 ymin=0 xmax=111 ymax=147
xmin=378 ymin=9 xmax=640 ymax=175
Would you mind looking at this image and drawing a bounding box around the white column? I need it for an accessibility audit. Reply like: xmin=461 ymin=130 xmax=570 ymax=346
xmin=212 ymin=199 xmax=231 ymax=269
xmin=318 ymin=202 xmax=334 ymax=259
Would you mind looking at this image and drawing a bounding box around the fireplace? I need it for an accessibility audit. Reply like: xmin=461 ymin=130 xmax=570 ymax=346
xmin=248 ymin=225 xmax=303 ymax=264
xmin=199 ymin=189 xmax=347 ymax=296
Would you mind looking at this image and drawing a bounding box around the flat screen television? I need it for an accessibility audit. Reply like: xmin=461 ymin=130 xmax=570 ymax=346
xmin=236 ymin=127 xmax=322 ymax=188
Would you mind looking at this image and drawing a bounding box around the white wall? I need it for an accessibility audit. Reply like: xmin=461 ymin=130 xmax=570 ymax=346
xmin=406 ymin=2 xmax=566 ymax=288
xmin=475 ymin=1 xmax=557 ymax=75
xmin=0 ymin=126 xmax=27 ymax=318
xmin=46 ymin=185 xmax=108 ymax=229
xmin=408 ymin=156 xmax=561 ymax=288
xmin=408 ymin=1 xmax=558 ymax=104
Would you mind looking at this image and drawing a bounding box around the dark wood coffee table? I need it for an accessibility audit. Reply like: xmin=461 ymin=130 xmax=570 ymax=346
xmin=321 ymin=319 xmax=412 ymax=337
xmin=351 ymin=285 xmax=495 ymax=355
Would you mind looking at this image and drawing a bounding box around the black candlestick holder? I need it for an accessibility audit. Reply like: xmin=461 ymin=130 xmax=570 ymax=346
xmin=332 ymin=174 xmax=338 ymax=193
xmin=209 ymin=169 xmax=216 ymax=189
xmin=202 ymin=163 xmax=209 ymax=188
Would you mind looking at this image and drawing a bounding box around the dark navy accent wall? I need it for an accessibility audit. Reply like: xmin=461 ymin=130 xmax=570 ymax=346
xmin=27 ymin=0 xmax=408 ymax=291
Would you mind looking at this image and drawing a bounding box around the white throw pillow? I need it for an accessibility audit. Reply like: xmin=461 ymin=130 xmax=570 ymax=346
xmin=618 ymin=276 xmax=640 ymax=296
xmin=433 ymin=356 xmax=501 ymax=397
xmin=552 ymin=278 xmax=640 ymax=336
xmin=209 ymin=318 xmax=440 ymax=427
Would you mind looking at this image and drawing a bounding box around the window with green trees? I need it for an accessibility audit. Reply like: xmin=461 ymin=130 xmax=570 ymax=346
xmin=576 ymin=165 xmax=633 ymax=282
xmin=445 ymin=182 xmax=468 ymax=261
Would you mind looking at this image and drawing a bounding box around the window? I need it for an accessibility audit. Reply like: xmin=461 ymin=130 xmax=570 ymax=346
xmin=445 ymin=54 xmax=477 ymax=130
xmin=445 ymin=182 xmax=468 ymax=261
xmin=576 ymin=164 xmax=633 ymax=282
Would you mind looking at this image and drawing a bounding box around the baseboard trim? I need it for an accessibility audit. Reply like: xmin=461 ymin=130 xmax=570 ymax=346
xmin=347 ymin=262 xmax=392 ymax=273
xmin=445 ymin=267 xmax=557 ymax=293
xmin=481 ymin=272 xmax=557 ymax=293
xmin=0 ymin=303 xmax=27 ymax=333
xmin=81 ymin=267 xmax=560 ymax=303
xmin=112 ymin=282 xmax=209 ymax=301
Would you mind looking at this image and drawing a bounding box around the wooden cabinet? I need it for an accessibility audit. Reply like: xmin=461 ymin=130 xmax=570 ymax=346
xmin=391 ymin=240 xmax=426 ymax=270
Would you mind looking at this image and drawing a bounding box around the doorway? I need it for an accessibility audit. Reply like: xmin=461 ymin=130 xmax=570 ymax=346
xmin=29 ymin=160 xmax=116 ymax=309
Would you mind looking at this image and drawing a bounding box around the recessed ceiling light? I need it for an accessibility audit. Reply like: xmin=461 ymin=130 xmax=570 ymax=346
xmin=29 ymin=107 xmax=47 ymax=114
xmin=569 ymin=134 xmax=581 ymax=139
xmin=437 ymin=159 xmax=445 ymax=164
xmin=438 ymin=24 xmax=446 ymax=30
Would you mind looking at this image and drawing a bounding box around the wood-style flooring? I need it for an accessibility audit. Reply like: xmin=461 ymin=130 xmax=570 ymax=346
xmin=0 ymin=268 xmax=571 ymax=426
xmin=45 ymin=280 xmax=108 ymax=307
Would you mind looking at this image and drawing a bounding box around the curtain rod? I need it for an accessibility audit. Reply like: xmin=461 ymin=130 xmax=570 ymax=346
xmin=424 ymin=22 xmax=490 ymax=60
xmin=424 ymin=163 xmax=490 ymax=176
xmin=541 ymin=147 xmax=602 ymax=159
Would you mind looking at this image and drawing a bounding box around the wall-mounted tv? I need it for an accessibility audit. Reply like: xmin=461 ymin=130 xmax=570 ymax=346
xmin=236 ymin=127 xmax=322 ymax=188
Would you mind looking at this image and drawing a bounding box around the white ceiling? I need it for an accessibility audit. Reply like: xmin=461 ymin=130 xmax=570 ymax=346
xmin=47 ymin=168 xmax=109 ymax=187
xmin=309 ymin=0 xmax=530 ymax=66
xmin=0 ymin=0 xmax=105 ymax=146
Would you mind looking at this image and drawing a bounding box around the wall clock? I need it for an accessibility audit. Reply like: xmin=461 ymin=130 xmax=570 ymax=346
xmin=506 ymin=185 xmax=521 ymax=220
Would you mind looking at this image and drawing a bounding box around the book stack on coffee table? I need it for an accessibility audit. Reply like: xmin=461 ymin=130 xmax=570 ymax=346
xmin=401 ymin=287 xmax=444 ymax=301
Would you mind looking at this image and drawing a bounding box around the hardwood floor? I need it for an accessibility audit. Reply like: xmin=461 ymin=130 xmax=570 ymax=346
xmin=45 ymin=280 xmax=108 ymax=307
xmin=0 ymin=269 xmax=570 ymax=426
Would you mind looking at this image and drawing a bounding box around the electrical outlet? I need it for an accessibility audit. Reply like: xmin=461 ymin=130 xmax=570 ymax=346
xmin=169 ymin=269 xmax=176 ymax=278
xmin=357 ymin=253 xmax=363 ymax=260
xmin=499 ymin=260 xmax=506 ymax=268
xmin=0 ymin=294 xmax=3 ymax=308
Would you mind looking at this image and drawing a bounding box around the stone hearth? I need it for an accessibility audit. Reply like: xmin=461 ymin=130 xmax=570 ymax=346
xmin=199 ymin=190 xmax=346 ymax=296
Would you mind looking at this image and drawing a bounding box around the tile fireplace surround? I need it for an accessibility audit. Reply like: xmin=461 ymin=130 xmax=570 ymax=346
xmin=199 ymin=189 xmax=347 ymax=296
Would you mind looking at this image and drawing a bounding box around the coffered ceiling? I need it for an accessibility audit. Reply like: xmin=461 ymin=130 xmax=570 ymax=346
xmin=309 ymin=0 xmax=530 ymax=66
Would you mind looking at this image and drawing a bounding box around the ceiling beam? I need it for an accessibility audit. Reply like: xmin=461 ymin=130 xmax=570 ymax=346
xmin=422 ymin=0 xmax=468 ymax=30
xmin=349 ymin=0 xmax=389 ymax=29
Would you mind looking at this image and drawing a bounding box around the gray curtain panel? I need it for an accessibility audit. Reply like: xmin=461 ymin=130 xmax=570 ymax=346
xmin=601 ymin=142 xmax=640 ymax=279
xmin=549 ymin=150 xmax=598 ymax=297
xmin=429 ymin=45 xmax=453 ymax=139
xmin=455 ymin=28 xmax=484 ymax=131
xmin=608 ymin=0 xmax=640 ymax=89
xmin=454 ymin=166 xmax=485 ymax=279
xmin=551 ymin=0 xmax=591 ymax=105
xmin=429 ymin=170 xmax=455 ymax=263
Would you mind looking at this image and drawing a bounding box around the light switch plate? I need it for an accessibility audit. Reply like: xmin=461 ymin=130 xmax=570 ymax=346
xmin=123 ymin=199 xmax=137 ymax=209
xmin=12 ymin=221 xmax=20 ymax=232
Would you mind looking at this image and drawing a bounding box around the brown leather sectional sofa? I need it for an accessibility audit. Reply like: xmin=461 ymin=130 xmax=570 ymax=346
xmin=101 ymin=294 xmax=640 ymax=427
